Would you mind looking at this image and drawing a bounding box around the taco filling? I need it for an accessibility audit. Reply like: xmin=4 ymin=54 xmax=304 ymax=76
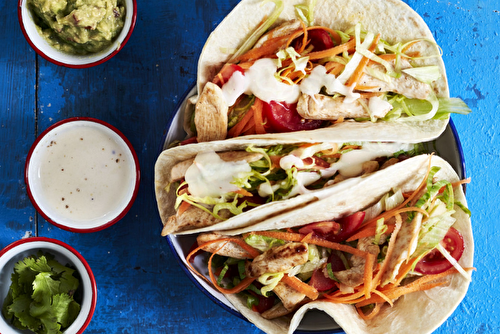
xmin=187 ymin=158 xmax=473 ymax=333
xmin=162 ymin=141 xmax=422 ymax=235
xmin=188 ymin=1 xmax=470 ymax=143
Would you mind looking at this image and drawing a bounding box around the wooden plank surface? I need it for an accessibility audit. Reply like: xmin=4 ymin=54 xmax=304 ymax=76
xmin=0 ymin=0 xmax=498 ymax=333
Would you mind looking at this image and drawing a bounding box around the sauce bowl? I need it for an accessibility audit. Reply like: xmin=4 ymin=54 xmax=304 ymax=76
xmin=18 ymin=0 xmax=137 ymax=68
xmin=25 ymin=117 xmax=140 ymax=233
xmin=0 ymin=237 xmax=97 ymax=334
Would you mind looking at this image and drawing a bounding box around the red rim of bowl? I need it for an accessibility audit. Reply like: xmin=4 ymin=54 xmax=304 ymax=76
xmin=17 ymin=0 xmax=137 ymax=69
xmin=0 ymin=237 xmax=97 ymax=334
xmin=24 ymin=117 xmax=141 ymax=233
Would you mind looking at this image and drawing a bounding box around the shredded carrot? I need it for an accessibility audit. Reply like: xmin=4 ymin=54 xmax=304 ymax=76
xmin=227 ymin=105 xmax=255 ymax=138
xmin=356 ymin=302 xmax=382 ymax=320
xmin=361 ymin=206 xmax=429 ymax=230
xmin=232 ymin=188 xmax=253 ymax=197
xmin=281 ymin=274 xmax=319 ymax=300
xmin=307 ymin=39 xmax=356 ymax=61
xmin=333 ymin=116 xmax=344 ymax=124
xmin=371 ymin=289 xmax=393 ymax=307
xmin=300 ymin=232 xmax=314 ymax=243
xmin=356 ymin=281 xmax=448 ymax=308
xmin=249 ymin=231 xmax=369 ymax=258
xmin=324 ymin=61 xmax=345 ymax=76
xmin=354 ymin=84 xmax=378 ymax=91
xmin=236 ymin=32 xmax=300 ymax=62
xmin=346 ymin=224 xmax=395 ymax=242
xmin=323 ymin=289 xmax=366 ymax=303
xmin=358 ymin=92 xmax=384 ymax=99
xmin=177 ymin=201 xmax=191 ymax=216
xmin=345 ymin=33 xmax=381 ymax=87
xmin=452 ymin=178 xmax=471 ymax=188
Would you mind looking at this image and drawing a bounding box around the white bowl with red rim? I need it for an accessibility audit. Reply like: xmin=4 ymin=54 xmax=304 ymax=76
xmin=0 ymin=237 xmax=97 ymax=334
xmin=18 ymin=0 xmax=137 ymax=68
xmin=25 ymin=117 xmax=140 ymax=233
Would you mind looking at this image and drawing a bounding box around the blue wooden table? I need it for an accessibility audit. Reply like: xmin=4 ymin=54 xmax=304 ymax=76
xmin=0 ymin=0 xmax=497 ymax=333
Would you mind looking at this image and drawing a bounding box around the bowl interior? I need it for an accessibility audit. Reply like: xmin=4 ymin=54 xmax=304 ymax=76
xmin=0 ymin=239 xmax=95 ymax=334
xmin=26 ymin=119 xmax=139 ymax=231
xmin=19 ymin=0 xmax=136 ymax=67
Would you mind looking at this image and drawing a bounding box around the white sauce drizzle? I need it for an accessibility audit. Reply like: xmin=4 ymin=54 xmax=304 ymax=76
xmin=185 ymin=151 xmax=251 ymax=198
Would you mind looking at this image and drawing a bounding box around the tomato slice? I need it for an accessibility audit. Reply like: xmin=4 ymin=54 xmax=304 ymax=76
xmin=299 ymin=221 xmax=340 ymax=236
xmin=414 ymin=227 xmax=465 ymax=275
xmin=212 ymin=64 xmax=245 ymax=88
xmin=263 ymin=101 xmax=323 ymax=133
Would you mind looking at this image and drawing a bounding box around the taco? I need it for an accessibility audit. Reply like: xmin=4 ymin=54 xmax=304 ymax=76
xmin=183 ymin=0 xmax=470 ymax=144
xmin=155 ymin=138 xmax=424 ymax=236
xmin=187 ymin=155 xmax=473 ymax=334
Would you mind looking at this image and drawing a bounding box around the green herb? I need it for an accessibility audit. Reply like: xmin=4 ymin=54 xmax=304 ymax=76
xmin=2 ymin=252 xmax=81 ymax=334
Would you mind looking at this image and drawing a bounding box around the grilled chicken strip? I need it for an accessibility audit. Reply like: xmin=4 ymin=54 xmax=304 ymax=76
xmin=195 ymin=82 xmax=228 ymax=142
xmin=273 ymin=281 xmax=306 ymax=311
xmin=196 ymin=233 xmax=254 ymax=259
xmin=160 ymin=206 xmax=230 ymax=236
xmin=297 ymin=95 xmax=377 ymax=121
xmin=357 ymin=59 xmax=432 ymax=99
xmin=246 ymin=242 xmax=309 ymax=278
xmin=170 ymin=151 xmax=264 ymax=182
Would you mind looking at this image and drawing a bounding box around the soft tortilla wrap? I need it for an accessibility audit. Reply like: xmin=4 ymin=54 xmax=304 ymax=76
xmin=189 ymin=0 xmax=449 ymax=143
xmin=155 ymin=139 xmax=420 ymax=235
xmin=211 ymin=155 xmax=472 ymax=334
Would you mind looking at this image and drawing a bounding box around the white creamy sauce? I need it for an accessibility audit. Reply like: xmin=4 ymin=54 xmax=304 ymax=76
xmin=35 ymin=124 xmax=136 ymax=222
xmin=282 ymin=172 xmax=321 ymax=199
xmin=279 ymin=154 xmax=304 ymax=170
xmin=369 ymin=96 xmax=393 ymax=119
xmin=330 ymin=142 xmax=414 ymax=177
xmin=222 ymin=61 xmax=361 ymax=106
xmin=185 ymin=151 xmax=251 ymax=198
xmin=222 ymin=58 xmax=301 ymax=106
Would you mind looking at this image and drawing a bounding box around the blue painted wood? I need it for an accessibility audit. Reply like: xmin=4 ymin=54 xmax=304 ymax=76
xmin=0 ymin=0 xmax=498 ymax=333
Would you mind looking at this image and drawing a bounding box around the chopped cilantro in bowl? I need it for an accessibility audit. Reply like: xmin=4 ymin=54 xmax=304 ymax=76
xmin=0 ymin=237 xmax=96 ymax=334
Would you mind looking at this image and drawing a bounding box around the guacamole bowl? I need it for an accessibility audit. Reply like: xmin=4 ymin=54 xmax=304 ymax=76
xmin=0 ymin=237 xmax=97 ymax=334
xmin=18 ymin=0 xmax=137 ymax=68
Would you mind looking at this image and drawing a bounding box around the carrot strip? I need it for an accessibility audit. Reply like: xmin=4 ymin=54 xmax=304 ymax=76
xmin=452 ymin=178 xmax=471 ymax=188
xmin=354 ymin=84 xmax=378 ymax=91
xmin=360 ymin=206 xmax=429 ymax=229
xmin=300 ymin=232 xmax=314 ymax=243
xmin=232 ymin=188 xmax=253 ymax=197
xmin=347 ymin=224 xmax=395 ymax=242
xmin=281 ymin=274 xmax=319 ymax=300
xmin=345 ymin=33 xmax=381 ymax=87
xmin=363 ymin=253 xmax=376 ymax=299
xmin=307 ymin=39 xmax=356 ymax=61
xmin=324 ymin=62 xmax=345 ymax=75
xmin=356 ymin=302 xmax=382 ymax=321
xmin=177 ymin=201 xmax=191 ymax=216
xmin=323 ymin=290 xmax=365 ymax=303
xmin=371 ymin=289 xmax=393 ymax=307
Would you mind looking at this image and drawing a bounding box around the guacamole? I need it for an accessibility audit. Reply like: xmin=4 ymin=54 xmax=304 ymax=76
xmin=28 ymin=0 xmax=126 ymax=55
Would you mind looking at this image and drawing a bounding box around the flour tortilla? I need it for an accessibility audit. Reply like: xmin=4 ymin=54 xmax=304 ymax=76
xmin=218 ymin=155 xmax=473 ymax=334
xmin=155 ymin=139 xmax=424 ymax=235
xmin=191 ymin=0 xmax=449 ymax=143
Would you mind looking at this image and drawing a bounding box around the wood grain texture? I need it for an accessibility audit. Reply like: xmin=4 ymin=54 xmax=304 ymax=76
xmin=0 ymin=0 xmax=497 ymax=333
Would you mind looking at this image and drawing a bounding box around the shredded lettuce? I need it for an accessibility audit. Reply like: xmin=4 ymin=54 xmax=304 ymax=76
xmin=326 ymin=263 xmax=340 ymax=282
xmin=294 ymin=0 xmax=316 ymax=26
xmin=402 ymin=66 xmax=441 ymax=85
xmin=258 ymin=273 xmax=284 ymax=296
xmin=436 ymin=243 xmax=471 ymax=281
xmin=374 ymin=218 xmax=387 ymax=245
xmin=244 ymin=234 xmax=285 ymax=252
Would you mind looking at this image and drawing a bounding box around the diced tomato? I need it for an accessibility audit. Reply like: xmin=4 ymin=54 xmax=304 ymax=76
xmin=309 ymin=252 xmax=345 ymax=292
xmin=298 ymin=212 xmax=365 ymax=243
xmin=212 ymin=64 xmax=245 ymax=88
xmin=263 ymin=101 xmax=323 ymax=133
xmin=249 ymin=291 xmax=276 ymax=313
xmin=415 ymin=227 xmax=465 ymax=275
xmin=310 ymin=268 xmax=336 ymax=292
xmin=329 ymin=212 xmax=365 ymax=243
xmin=293 ymin=29 xmax=335 ymax=52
